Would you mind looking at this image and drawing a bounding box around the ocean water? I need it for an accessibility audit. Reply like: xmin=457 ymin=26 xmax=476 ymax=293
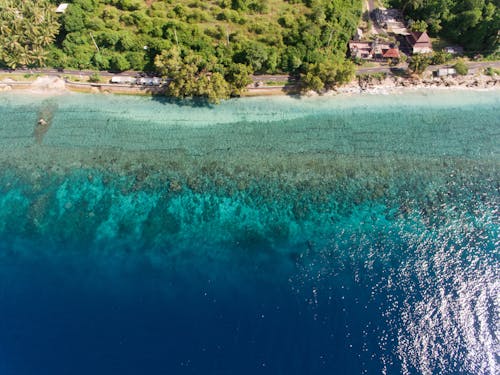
xmin=0 ymin=90 xmax=498 ymax=374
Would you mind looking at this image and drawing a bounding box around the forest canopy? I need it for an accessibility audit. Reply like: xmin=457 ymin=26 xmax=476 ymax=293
xmin=388 ymin=0 xmax=499 ymax=55
xmin=1 ymin=1 xmax=361 ymax=71
xmin=0 ymin=0 xmax=59 ymax=69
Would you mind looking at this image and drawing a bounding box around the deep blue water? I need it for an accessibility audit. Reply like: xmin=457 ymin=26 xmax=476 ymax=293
xmin=0 ymin=91 xmax=498 ymax=374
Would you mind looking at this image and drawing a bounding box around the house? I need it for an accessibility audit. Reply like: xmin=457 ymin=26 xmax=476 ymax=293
xmin=349 ymin=41 xmax=373 ymax=59
xmin=382 ymin=48 xmax=400 ymax=60
xmin=406 ymin=32 xmax=433 ymax=54
xmin=55 ymin=3 xmax=68 ymax=13
xmin=349 ymin=41 xmax=401 ymax=61
xmin=372 ymin=42 xmax=393 ymax=59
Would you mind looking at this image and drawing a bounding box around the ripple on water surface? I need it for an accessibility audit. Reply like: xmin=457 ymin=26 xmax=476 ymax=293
xmin=0 ymin=90 xmax=498 ymax=374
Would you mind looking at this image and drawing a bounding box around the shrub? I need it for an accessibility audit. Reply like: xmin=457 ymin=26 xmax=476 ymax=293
xmin=484 ymin=67 xmax=499 ymax=76
xmin=453 ymin=60 xmax=468 ymax=76
xmin=432 ymin=51 xmax=451 ymax=65
xmin=88 ymin=72 xmax=101 ymax=83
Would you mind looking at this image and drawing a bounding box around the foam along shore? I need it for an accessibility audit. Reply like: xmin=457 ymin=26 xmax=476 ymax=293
xmin=0 ymin=72 xmax=498 ymax=97
xmin=0 ymin=76 xmax=167 ymax=95
xmin=0 ymin=76 xmax=66 ymax=93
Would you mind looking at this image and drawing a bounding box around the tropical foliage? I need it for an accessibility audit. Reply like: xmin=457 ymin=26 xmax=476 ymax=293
xmin=389 ymin=0 xmax=499 ymax=54
xmin=453 ymin=59 xmax=468 ymax=75
xmin=0 ymin=0 xmax=59 ymax=69
xmin=407 ymin=53 xmax=431 ymax=75
xmin=0 ymin=0 xmax=364 ymax=100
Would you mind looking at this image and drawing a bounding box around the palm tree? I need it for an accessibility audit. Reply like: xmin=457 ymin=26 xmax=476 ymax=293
xmin=0 ymin=0 xmax=59 ymax=68
xmin=30 ymin=47 xmax=48 ymax=67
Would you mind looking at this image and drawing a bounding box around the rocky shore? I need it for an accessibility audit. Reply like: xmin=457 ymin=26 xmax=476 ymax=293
xmin=334 ymin=72 xmax=499 ymax=95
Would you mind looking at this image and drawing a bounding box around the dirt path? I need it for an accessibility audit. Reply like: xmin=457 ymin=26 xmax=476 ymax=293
xmin=366 ymin=0 xmax=385 ymax=35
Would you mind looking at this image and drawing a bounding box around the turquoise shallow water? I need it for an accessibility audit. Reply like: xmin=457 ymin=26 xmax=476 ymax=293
xmin=0 ymin=90 xmax=499 ymax=374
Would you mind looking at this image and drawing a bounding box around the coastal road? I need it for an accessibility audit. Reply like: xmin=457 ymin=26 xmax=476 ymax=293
xmin=356 ymin=64 xmax=406 ymax=75
xmin=0 ymin=68 xmax=297 ymax=83
xmin=0 ymin=67 xmax=134 ymax=77
xmin=457 ymin=61 xmax=500 ymax=70
xmin=1 ymin=61 xmax=499 ymax=85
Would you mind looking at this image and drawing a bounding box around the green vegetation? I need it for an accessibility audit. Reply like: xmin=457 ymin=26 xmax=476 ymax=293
xmin=389 ymin=0 xmax=499 ymax=55
xmin=0 ymin=0 xmax=59 ymax=69
xmin=88 ymin=72 xmax=102 ymax=82
xmin=264 ymin=81 xmax=290 ymax=86
xmin=431 ymin=51 xmax=452 ymax=65
xmin=358 ymin=72 xmax=387 ymax=81
xmin=0 ymin=0 xmax=363 ymax=101
xmin=302 ymin=58 xmax=356 ymax=92
xmin=485 ymin=66 xmax=499 ymax=76
xmin=453 ymin=59 xmax=468 ymax=75
xmin=407 ymin=53 xmax=431 ymax=75
xmin=410 ymin=19 xmax=427 ymax=32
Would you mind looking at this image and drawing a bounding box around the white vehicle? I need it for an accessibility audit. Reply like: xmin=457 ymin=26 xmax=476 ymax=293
xmin=110 ymin=76 xmax=136 ymax=84
xmin=138 ymin=77 xmax=162 ymax=86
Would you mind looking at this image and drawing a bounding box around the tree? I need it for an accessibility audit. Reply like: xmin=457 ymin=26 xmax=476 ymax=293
xmin=408 ymin=54 xmax=431 ymax=75
xmin=302 ymin=71 xmax=325 ymax=92
xmin=0 ymin=0 xmax=59 ymax=68
xmin=154 ymin=47 xmax=183 ymax=78
xmin=0 ymin=0 xmax=366 ymax=100
xmin=400 ymin=0 xmax=424 ymax=15
xmin=389 ymin=0 xmax=499 ymax=54
xmin=237 ymin=42 xmax=269 ymax=72
xmin=110 ymin=54 xmax=131 ymax=72
xmin=155 ymin=47 xmax=231 ymax=103
xmin=200 ymin=72 xmax=231 ymax=104
xmin=63 ymin=5 xmax=86 ymax=33
xmin=410 ymin=20 xmax=428 ymax=32
xmin=431 ymin=51 xmax=451 ymax=65
xmin=225 ymin=63 xmax=253 ymax=96
xmin=302 ymin=58 xmax=355 ymax=93
xmin=231 ymin=0 xmax=248 ymax=11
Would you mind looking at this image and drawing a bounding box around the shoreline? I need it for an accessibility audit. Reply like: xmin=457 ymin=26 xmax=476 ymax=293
xmin=332 ymin=72 xmax=499 ymax=96
xmin=0 ymin=73 xmax=498 ymax=99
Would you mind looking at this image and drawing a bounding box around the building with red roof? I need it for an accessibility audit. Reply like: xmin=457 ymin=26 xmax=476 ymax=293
xmin=383 ymin=48 xmax=400 ymax=59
